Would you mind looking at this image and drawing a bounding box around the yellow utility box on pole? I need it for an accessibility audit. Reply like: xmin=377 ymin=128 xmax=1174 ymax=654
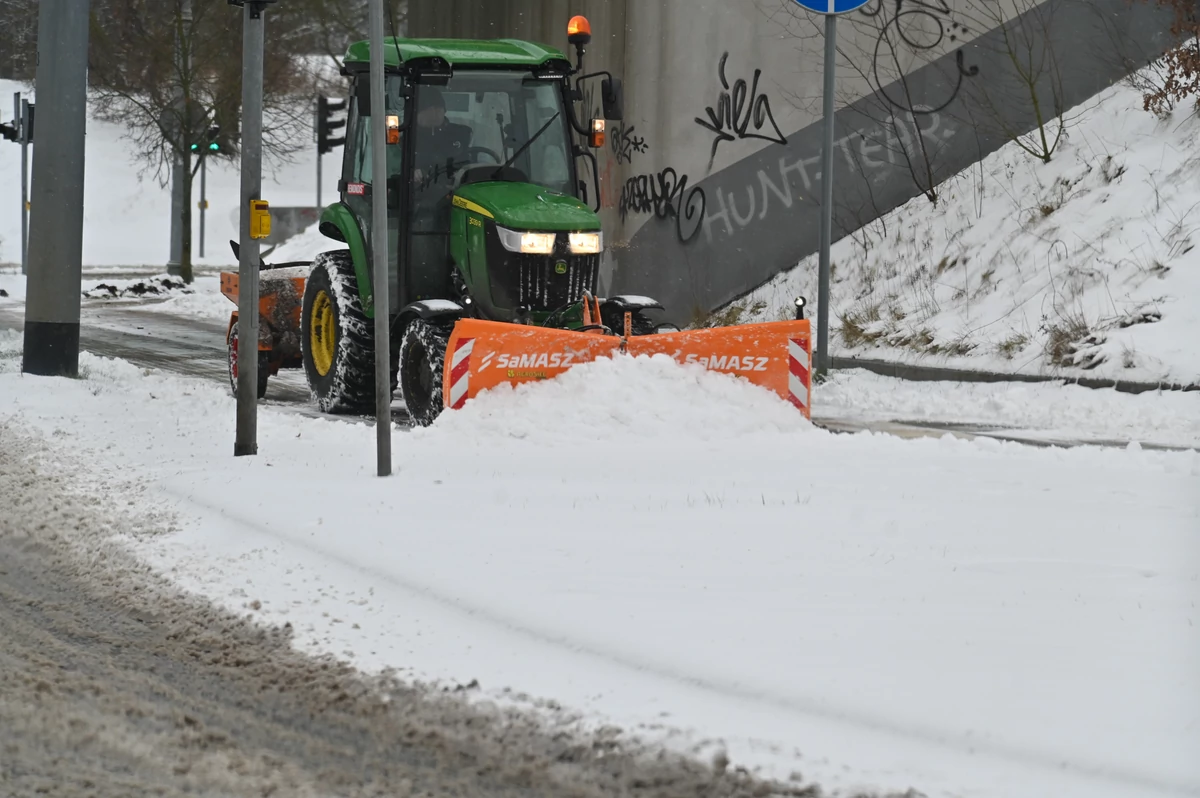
xmin=249 ymin=199 xmax=271 ymax=239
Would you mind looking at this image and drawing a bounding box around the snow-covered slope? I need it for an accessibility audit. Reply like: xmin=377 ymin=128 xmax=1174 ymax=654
xmin=740 ymin=60 xmax=1200 ymax=387
xmin=0 ymin=77 xmax=343 ymax=269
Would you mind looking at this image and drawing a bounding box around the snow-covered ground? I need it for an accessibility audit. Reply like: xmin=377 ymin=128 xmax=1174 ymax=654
xmin=0 ymin=267 xmax=230 ymax=324
xmin=1 ymin=330 xmax=1196 ymax=798
xmin=0 ymin=78 xmax=341 ymax=270
xmin=817 ymin=370 xmax=1200 ymax=449
xmin=742 ymin=60 xmax=1200 ymax=387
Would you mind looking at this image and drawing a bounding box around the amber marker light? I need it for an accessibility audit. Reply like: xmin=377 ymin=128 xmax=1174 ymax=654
xmin=567 ymin=15 xmax=592 ymax=45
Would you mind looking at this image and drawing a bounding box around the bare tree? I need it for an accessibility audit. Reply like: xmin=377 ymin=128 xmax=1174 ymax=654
xmin=1130 ymin=0 xmax=1200 ymax=115
xmin=764 ymin=0 xmax=978 ymax=205
xmin=0 ymin=0 xmax=37 ymax=80
xmin=88 ymin=0 xmax=311 ymax=283
xmin=283 ymin=0 xmax=408 ymax=70
xmin=956 ymin=0 xmax=1068 ymax=163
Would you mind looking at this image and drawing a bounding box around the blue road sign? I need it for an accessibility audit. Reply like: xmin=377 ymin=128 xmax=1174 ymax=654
xmin=789 ymin=0 xmax=870 ymax=14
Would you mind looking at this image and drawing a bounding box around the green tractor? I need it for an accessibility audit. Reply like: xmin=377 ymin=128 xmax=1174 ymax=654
xmin=226 ymin=18 xmax=682 ymax=426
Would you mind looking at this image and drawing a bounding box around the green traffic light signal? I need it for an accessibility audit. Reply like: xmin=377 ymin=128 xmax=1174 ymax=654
xmin=209 ymin=141 xmax=219 ymax=151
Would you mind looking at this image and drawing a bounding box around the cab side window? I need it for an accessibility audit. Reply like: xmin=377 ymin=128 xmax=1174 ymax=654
xmin=353 ymin=105 xmax=372 ymax=183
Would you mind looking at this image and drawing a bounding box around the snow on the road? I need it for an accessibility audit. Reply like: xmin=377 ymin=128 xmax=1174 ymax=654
xmin=128 ymin=276 xmax=232 ymax=324
xmin=1 ymin=332 xmax=1197 ymax=798
xmin=741 ymin=58 xmax=1200 ymax=387
xmin=0 ymin=269 xmax=231 ymax=325
xmin=816 ymin=370 xmax=1200 ymax=449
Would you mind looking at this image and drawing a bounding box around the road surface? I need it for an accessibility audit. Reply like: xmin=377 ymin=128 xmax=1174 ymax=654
xmin=0 ymin=295 xmax=1191 ymax=451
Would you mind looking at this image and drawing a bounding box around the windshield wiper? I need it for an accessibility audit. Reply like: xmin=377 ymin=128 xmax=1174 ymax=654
xmin=501 ymin=112 xmax=560 ymax=171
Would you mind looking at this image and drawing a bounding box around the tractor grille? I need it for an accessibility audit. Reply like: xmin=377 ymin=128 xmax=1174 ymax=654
xmin=515 ymin=252 xmax=600 ymax=309
xmin=485 ymin=226 xmax=600 ymax=313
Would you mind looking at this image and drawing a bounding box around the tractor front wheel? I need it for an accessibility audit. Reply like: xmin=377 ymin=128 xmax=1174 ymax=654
xmin=301 ymin=250 xmax=385 ymax=414
xmin=398 ymin=318 xmax=450 ymax=427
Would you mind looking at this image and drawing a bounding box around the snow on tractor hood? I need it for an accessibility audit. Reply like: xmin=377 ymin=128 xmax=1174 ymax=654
xmin=452 ymin=182 xmax=600 ymax=232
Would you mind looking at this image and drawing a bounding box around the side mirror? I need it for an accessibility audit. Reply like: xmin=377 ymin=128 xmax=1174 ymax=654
xmin=601 ymin=77 xmax=623 ymax=121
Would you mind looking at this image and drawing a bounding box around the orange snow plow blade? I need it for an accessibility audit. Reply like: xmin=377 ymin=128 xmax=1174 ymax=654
xmin=443 ymin=318 xmax=813 ymax=418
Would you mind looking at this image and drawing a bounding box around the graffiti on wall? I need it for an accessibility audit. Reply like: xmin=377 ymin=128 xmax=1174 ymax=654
xmin=616 ymin=2 xmax=981 ymax=249
xmin=694 ymin=53 xmax=788 ymax=170
xmin=611 ymin=122 xmax=649 ymax=165
xmin=861 ymin=0 xmax=980 ymax=115
xmin=619 ymin=168 xmax=707 ymax=244
xmin=698 ymin=108 xmax=956 ymax=245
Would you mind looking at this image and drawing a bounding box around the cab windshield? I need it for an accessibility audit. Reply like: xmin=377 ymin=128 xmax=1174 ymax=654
xmin=411 ymin=71 xmax=574 ymax=203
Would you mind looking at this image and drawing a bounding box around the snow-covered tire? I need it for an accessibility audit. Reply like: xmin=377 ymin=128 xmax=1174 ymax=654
xmin=227 ymin=323 xmax=269 ymax=400
xmin=301 ymin=250 xmax=387 ymax=414
xmin=397 ymin=318 xmax=450 ymax=427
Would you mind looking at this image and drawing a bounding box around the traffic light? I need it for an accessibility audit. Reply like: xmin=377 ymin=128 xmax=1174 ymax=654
xmin=317 ymin=96 xmax=346 ymax=155
xmin=0 ymin=104 xmax=32 ymax=144
xmin=191 ymin=124 xmax=223 ymax=153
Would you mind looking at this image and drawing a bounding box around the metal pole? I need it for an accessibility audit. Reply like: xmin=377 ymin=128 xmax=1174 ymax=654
xmin=198 ymin=153 xmax=206 ymax=258
xmin=22 ymin=0 xmax=90 ymax=377
xmin=369 ymin=0 xmax=392 ymax=477
xmin=816 ymin=11 xmax=836 ymax=376
xmin=18 ymin=95 xmax=29 ymax=275
xmin=235 ymin=1 xmax=265 ymax=457
xmin=315 ymin=102 xmax=322 ymax=209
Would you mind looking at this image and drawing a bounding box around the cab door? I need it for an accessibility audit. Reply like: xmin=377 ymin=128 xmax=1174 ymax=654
xmin=340 ymin=76 xmax=405 ymax=311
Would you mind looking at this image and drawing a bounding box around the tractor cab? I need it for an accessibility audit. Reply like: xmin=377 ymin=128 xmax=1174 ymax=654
xmin=317 ymin=31 xmax=622 ymax=327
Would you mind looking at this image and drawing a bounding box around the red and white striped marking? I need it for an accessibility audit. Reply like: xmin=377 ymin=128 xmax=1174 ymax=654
xmin=448 ymin=337 xmax=474 ymax=410
xmin=787 ymin=336 xmax=811 ymax=413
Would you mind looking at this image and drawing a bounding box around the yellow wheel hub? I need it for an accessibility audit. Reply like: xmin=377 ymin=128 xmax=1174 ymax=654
xmin=310 ymin=290 xmax=336 ymax=377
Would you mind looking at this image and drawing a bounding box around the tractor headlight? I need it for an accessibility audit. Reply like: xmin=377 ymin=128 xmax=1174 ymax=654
xmin=496 ymin=226 xmax=556 ymax=255
xmin=568 ymin=231 xmax=603 ymax=254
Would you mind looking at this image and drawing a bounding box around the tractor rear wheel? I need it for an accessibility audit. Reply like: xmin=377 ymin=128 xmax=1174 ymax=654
xmin=227 ymin=323 xmax=269 ymax=399
xmin=397 ymin=318 xmax=450 ymax=427
xmin=301 ymin=250 xmax=386 ymax=414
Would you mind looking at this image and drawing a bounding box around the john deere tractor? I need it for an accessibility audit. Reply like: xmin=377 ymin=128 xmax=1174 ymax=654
xmin=233 ymin=18 xmax=679 ymax=426
xmin=222 ymin=20 xmax=816 ymax=425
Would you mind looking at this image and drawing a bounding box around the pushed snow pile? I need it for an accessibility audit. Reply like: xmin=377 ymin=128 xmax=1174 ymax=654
xmin=417 ymin=352 xmax=813 ymax=444
xmin=743 ymin=58 xmax=1200 ymax=386
xmin=133 ymin=276 xmax=230 ymax=323
xmin=83 ymin=275 xmax=194 ymax=300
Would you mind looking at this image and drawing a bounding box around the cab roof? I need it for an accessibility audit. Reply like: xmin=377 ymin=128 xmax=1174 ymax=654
xmin=343 ymin=38 xmax=568 ymax=69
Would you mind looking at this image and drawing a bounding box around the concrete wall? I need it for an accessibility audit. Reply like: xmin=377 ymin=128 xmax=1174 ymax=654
xmin=407 ymin=0 xmax=1178 ymax=325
